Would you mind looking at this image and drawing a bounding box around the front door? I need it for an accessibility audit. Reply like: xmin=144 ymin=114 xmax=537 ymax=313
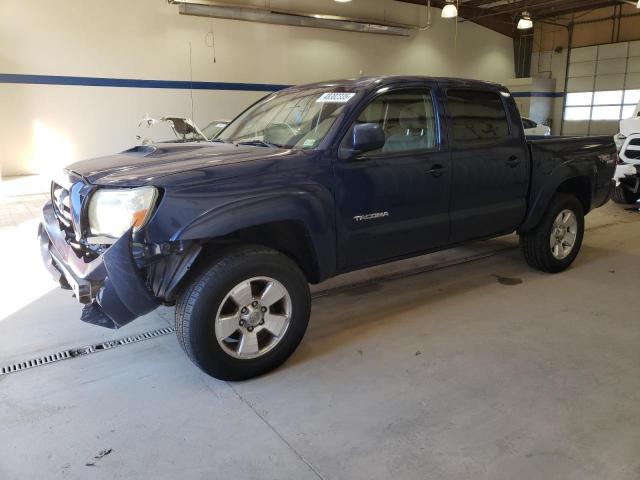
xmin=333 ymin=86 xmax=451 ymax=269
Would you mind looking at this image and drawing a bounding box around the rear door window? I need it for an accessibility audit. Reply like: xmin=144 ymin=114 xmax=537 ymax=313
xmin=446 ymin=89 xmax=510 ymax=146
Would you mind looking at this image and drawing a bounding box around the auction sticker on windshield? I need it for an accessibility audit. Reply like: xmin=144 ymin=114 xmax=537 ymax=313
xmin=317 ymin=92 xmax=356 ymax=103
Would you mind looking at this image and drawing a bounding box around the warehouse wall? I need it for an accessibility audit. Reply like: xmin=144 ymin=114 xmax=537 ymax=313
xmin=529 ymin=4 xmax=640 ymax=135
xmin=0 ymin=0 xmax=515 ymax=177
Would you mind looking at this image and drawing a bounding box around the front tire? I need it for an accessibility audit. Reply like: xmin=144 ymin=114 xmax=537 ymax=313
xmin=175 ymin=245 xmax=311 ymax=381
xmin=611 ymin=184 xmax=639 ymax=205
xmin=520 ymin=193 xmax=585 ymax=273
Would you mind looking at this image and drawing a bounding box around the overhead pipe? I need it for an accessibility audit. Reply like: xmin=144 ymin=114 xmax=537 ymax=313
xmin=170 ymin=0 xmax=419 ymax=36
xmin=416 ymin=0 xmax=433 ymax=30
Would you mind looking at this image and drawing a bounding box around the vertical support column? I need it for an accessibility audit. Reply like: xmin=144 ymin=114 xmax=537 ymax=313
xmin=560 ymin=22 xmax=574 ymax=136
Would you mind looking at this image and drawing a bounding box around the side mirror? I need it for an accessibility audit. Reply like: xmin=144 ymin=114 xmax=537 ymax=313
xmin=339 ymin=123 xmax=386 ymax=160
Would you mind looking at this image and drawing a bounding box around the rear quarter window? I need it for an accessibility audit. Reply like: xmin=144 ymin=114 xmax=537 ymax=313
xmin=446 ymin=89 xmax=510 ymax=146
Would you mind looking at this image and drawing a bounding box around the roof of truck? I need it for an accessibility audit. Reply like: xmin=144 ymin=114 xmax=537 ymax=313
xmin=283 ymin=75 xmax=506 ymax=93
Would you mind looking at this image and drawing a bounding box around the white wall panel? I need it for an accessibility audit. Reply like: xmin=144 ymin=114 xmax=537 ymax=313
xmin=595 ymin=74 xmax=626 ymax=90
xmin=562 ymin=121 xmax=589 ymax=135
xmin=589 ymin=120 xmax=620 ymax=135
xmin=627 ymin=57 xmax=640 ymax=73
xmin=630 ymin=40 xmax=640 ymax=57
xmin=570 ymin=46 xmax=598 ymax=63
xmin=568 ymin=61 xmax=597 ymax=77
xmin=0 ymin=84 xmax=264 ymax=178
xmin=626 ymin=73 xmax=640 ymax=88
xmin=597 ymin=42 xmax=629 ymax=60
xmin=597 ymin=58 xmax=627 ymax=75
xmin=567 ymin=77 xmax=595 ymax=92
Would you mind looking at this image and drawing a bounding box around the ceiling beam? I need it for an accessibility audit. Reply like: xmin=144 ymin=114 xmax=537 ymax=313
xmin=397 ymin=0 xmax=634 ymax=36
xmin=458 ymin=0 xmax=623 ymax=21
xmin=532 ymin=0 xmax=623 ymax=19
xmin=398 ymin=0 xmax=518 ymax=37
xmin=461 ymin=0 xmax=508 ymax=7
xmin=463 ymin=0 xmax=582 ymax=20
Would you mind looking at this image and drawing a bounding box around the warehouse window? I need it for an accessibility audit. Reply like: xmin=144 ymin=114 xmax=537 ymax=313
xmin=564 ymin=89 xmax=640 ymax=121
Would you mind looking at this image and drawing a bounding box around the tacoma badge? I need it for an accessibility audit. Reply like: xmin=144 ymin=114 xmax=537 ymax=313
xmin=353 ymin=212 xmax=390 ymax=222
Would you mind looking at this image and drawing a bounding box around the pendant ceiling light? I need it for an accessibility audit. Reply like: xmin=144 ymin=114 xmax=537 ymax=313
xmin=441 ymin=0 xmax=458 ymax=19
xmin=517 ymin=11 xmax=533 ymax=29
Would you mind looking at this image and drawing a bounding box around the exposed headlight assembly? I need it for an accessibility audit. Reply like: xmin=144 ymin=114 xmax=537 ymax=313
xmin=88 ymin=187 xmax=158 ymax=238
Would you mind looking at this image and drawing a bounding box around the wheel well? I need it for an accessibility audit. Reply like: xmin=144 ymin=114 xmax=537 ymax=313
xmin=200 ymin=221 xmax=320 ymax=283
xmin=557 ymin=176 xmax=591 ymax=213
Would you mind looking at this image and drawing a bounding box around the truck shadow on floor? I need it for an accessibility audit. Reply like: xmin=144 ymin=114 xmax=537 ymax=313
xmin=284 ymin=242 xmax=623 ymax=371
xmin=287 ymin=249 xmax=532 ymax=369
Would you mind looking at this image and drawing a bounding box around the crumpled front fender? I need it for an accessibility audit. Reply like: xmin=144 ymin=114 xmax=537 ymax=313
xmin=84 ymin=229 xmax=160 ymax=329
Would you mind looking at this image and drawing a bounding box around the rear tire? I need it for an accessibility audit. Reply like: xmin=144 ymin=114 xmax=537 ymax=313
xmin=520 ymin=193 xmax=585 ymax=273
xmin=175 ymin=245 xmax=311 ymax=381
xmin=611 ymin=184 xmax=639 ymax=204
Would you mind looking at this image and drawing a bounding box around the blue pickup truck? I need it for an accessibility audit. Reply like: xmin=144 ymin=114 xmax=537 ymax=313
xmin=39 ymin=76 xmax=617 ymax=380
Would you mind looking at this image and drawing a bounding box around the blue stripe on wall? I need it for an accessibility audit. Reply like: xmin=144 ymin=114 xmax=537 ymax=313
xmin=511 ymin=91 xmax=564 ymax=98
xmin=0 ymin=74 xmax=566 ymax=98
xmin=0 ymin=73 xmax=291 ymax=92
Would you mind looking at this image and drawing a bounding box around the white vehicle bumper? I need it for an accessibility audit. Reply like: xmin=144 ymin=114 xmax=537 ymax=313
xmin=614 ymin=163 xmax=638 ymax=185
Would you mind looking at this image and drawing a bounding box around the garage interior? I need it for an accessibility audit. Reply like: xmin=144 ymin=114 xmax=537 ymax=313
xmin=1 ymin=1 xmax=640 ymax=479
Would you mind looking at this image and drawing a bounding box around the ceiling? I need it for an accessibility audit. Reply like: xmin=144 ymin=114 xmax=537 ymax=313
xmin=397 ymin=0 xmax=638 ymax=37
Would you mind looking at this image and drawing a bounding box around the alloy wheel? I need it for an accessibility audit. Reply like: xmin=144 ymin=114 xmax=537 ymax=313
xmin=214 ymin=277 xmax=292 ymax=359
xmin=549 ymin=209 xmax=578 ymax=260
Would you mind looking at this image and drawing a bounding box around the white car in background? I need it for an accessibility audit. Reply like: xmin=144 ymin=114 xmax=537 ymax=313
xmin=613 ymin=101 xmax=640 ymax=205
xmin=522 ymin=117 xmax=551 ymax=136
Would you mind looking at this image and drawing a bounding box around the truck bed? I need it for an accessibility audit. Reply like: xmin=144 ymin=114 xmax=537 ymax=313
xmin=520 ymin=135 xmax=617 ymax=231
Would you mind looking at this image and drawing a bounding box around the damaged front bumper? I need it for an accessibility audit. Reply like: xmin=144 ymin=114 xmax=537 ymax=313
xmin=39 ymin=201 xmax=160 ymax=329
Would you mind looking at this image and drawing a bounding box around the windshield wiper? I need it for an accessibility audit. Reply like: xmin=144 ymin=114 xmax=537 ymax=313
xmin=236 ymin=140 xmax=282 ymax=148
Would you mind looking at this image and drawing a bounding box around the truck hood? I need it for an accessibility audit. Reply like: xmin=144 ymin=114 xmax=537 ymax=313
xmin=67 ymin=143 xmax=293 ymax=186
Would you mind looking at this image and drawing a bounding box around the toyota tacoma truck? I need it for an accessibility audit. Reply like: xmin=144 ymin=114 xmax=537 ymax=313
xmin=39 ymin=76 xmax=617 ymax=380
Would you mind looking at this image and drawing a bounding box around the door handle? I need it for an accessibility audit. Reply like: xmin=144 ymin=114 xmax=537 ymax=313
xmin=427 ymin=164 xmax=447 ymax=177
xmin=506 ymin=155 xmax=521 ymax=167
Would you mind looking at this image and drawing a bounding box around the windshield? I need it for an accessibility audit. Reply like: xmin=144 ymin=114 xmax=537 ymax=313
xmin=202 ymin=121 xmax=229 ymax=140
xmin=219 ymin=88 xmax=355 ymax=149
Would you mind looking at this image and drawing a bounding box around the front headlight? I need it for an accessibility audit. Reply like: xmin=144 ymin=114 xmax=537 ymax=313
xmin=88 ymin=187 xmax=158 ymax=238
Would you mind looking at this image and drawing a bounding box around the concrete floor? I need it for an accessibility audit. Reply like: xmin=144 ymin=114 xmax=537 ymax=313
xmin=1 ymin=197 xmax=639 ymax=480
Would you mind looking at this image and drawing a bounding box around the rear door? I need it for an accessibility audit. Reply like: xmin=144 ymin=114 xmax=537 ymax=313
xmin=333 ymin=84 xmax=451 ymax=269
xmin=443 ymin=87 xmax=529 ymax=243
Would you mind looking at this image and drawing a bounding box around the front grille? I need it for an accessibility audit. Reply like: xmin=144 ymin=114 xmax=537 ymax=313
xmin=51 ymin=182 xmax=72 ymax=228
xmin=623 ymin=137 xmax=640 ymax=160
